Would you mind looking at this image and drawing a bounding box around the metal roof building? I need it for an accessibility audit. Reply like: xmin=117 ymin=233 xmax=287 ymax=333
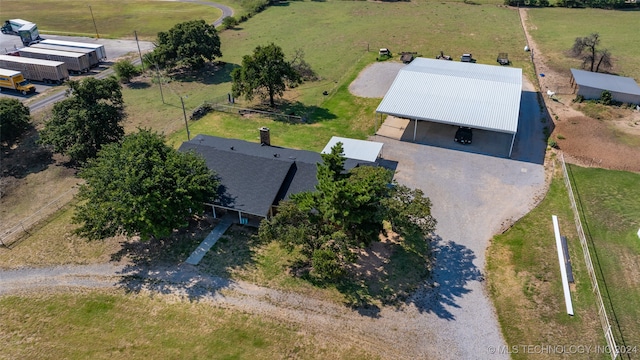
xmin=570 ymin=68 xmax=640 ymax=104
xmin=376 ymin=57 xmax=523 ymax=157
xmin=322 ymin=136 xmax=384 ymax=163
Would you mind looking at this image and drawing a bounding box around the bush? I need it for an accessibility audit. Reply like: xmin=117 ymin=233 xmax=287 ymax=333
xmin=311 ymin=249 xmax=344 ymax=280
xmin=222 ymin=16 xmax=238 ymax=30
xmin=557 ymin=134 xmax=565 ymax=140
xmin=600 ymin=90 xmax=613 ymax=105
xmin=113 ymin=59 xmax=141 ymax=83
xmin=573 ymin=94 xmax=585 ymax=103
xmin=548 ymin=139 xmax=558 ymax=149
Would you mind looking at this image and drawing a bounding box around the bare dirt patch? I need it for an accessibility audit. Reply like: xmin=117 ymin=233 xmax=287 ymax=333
xmin=520 ymin=8 xmax=640 ymax=172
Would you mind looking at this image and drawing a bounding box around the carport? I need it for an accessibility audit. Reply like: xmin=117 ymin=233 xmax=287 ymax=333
xmin=375 ymin=58 xmax=522 ymax=157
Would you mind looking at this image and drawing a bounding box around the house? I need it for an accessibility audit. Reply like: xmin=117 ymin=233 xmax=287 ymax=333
xmin=179 ymin=130 xmax=383 ymax=224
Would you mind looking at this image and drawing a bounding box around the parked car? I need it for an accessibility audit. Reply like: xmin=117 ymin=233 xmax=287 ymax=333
xmin=454 ymin=127 xmax=473 ymax=144
xmin=460 ymin=53 xmax=474 ymax=63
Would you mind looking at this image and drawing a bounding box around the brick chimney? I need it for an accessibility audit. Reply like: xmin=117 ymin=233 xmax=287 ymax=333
xmin=260 ymin=127 xmax=270 ymax=146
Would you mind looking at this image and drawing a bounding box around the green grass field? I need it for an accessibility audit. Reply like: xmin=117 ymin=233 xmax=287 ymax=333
xmin=487 ymin=166 xmax=604 ymax=359
xmin=525 ymin=8 xmax=640 ymax=80
xmin=566 ymin=164 xmax=640 ymax=354
xmin=487 ymin=161 xmax=640 ymax=359
xmin=0 ymin=290 xmax=375 ymax=360
xmin=0 ymin=0 xmax=222 ymax=40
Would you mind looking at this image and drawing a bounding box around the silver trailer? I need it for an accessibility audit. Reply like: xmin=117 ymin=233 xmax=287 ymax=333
xmin=17 ymin=47 xmax=90 ymax=73
xmin=30 ymin=43 xmax=99 ymax=67
xmin=39 ymin=39 xmax=107 ymax=61
xmin=0 ymin=55 xmax=69 ymax=83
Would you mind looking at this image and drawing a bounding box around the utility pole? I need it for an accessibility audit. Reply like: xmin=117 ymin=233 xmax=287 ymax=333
xmin=181 ymin=96 xmax=191 ymax=141
xmin=89 ymin=5 xmax=99 ymax=39
xmin=134 ymin=30 xmax=144 ymax=72
xmin=155 ymin=64 xmax=164 ymax=104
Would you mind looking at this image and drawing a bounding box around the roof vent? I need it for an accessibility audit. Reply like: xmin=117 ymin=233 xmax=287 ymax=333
xmin=273 ymin=153 xmax=280 ymax=158
xmin=230 ymin=146 xmax=234 ymax=150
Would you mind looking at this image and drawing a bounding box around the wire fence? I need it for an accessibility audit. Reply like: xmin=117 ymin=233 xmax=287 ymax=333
xmin=206 ymin=101 xmax=304 ymax=123
xmin=0 ymin=186 xmax=78 ymax=248
xmin=560 ymin=153 xmax=619 ymax=360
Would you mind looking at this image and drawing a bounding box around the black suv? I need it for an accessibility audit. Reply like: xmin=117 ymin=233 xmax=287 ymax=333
xmin=454 ymin=127 xmax=473 ymax=144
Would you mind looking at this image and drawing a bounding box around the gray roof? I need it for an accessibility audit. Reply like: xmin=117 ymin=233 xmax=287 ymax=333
xmin=571 ymin=68 xmax=640 ymax=96
xmin=376 ymin=57 xmax=523 ymax=134
xmin=179 ymin=135 xmax=375 ymax=217
xmin=322 ymin=136 xmax=383 ymax=163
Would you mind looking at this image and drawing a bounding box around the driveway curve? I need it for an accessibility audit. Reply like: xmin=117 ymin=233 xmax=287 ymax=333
xmin=178 ymin=0 xmax=234 ymax=27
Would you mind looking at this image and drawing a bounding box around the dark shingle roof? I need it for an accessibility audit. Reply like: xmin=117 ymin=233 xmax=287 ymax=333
xmin=180 ymin=135 xmax=376 ymax=217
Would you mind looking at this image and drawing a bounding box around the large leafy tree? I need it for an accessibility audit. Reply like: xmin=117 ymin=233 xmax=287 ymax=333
xmin=231 ymin=43 xmax=302 ymax=107
xmin=148 ymin=19 xmax=222 ymax=70
xmin=0 ymin=98 xmax=31 ymax=143
xmin=39 ymin=77 xmax=125 ymax=164
xmin=74 ymin=129 xmax=218 ymax=241
xmin=571 ymin=33 xmax=612 ymax=73
xmin=259 ymin=143 xmax=436 ymax=280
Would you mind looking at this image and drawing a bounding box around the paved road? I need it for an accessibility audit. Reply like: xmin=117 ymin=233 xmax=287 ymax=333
xmin=1 ymin=0 xmax=233 ymax=109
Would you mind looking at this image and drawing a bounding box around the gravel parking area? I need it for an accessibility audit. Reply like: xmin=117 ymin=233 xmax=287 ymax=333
xmin=372 ymin=135 xmax=547 ymax=359
xmin=0 ymin=33 xmax=154 ymax=100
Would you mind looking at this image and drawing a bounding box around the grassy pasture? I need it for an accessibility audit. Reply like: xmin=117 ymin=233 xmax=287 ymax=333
xmin=525 ymin=8 xmax=640 ymax=80
xmin=0 ymin=290 xmax=375 ymax=360
xmin=566 ymin=165 xmax=640 ymax=354
xmin=487 ymin=161 xmax=640 ymax=359
xmin=0 ymin=0 xmax=222 ymax=40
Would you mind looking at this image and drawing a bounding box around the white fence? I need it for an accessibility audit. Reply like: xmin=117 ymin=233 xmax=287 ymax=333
xmin=560 ymin=154 xmax=619 ymax=360
xmin=0 ymin=186 xmax=77 ymax=248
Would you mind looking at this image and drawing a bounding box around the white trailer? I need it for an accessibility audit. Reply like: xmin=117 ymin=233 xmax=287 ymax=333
xmin=0 ymin=55 xmax=69 ymax=84
xmin=30 ymin=43 xmax=99 ymax=68
xmin=39 ymin=39 xmax=107 ymax=61
xmin=17 ymin=47 xmax=90 ymax=73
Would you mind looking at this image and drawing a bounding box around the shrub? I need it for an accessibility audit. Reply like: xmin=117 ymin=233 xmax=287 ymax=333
xmin=311 ymin=249 xmax=344 ymax=280
xmin=557 ymin=134 xmax=565 ymax=140
xmin=600 ymin=90 xmax=613 ymax=105
xmin=573 ymin=94 xmax=585 ymax=103
xmin=548 ymin=139 xmax=558 ymax=149
xmin=222 ymin=16 xmax=238 ymax=30
xmin=113 ymin=59 xmax=141 ymax=83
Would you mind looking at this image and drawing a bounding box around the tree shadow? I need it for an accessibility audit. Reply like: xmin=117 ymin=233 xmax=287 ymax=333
xmin=112 ymin=214 xmax=262 ymax=301
xmin=1 ymin=127 xmax=53 ymax=180
xmin=274 ymin=100 xmax=337 ymax=123
xmin=170 ymin=62 xmax=239 ymax=85
xmin=125 ymin=81 xmax=151 ymax=90
xmin=407 ymin=235 xmax=483 ymax=320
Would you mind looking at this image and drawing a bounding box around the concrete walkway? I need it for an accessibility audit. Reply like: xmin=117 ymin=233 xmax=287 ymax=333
xmin=185 ymin=215 xmax=234 ymax=265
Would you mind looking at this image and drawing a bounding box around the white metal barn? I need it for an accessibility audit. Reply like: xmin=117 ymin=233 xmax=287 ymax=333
xmin=376 ymin=57 xmax=523 ymax=157
xmin=570 ymin=68 xmax=640 ymax=105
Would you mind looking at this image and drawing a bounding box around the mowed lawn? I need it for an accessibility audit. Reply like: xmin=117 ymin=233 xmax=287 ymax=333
xmin=566 ymin=165 xmax=640 ymax=353
xmin=487 ymin=162 xmax=640 ymax=359
xmin=525 ymin=7 xmax=640 ymax=80
xmin=0 ymin=0 xmax=222 ymax=40
xmin=0 ymin=290 xmax=375 ymax=360
xmin=122 ymin=0 xmax=532 ymax=151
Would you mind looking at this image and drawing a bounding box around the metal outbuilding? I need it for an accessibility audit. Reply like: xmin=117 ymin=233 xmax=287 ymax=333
xmin=570 ymin=68 xmax=640 ymax=104
xmin=375 ymin=57 xmax=522 ymax=157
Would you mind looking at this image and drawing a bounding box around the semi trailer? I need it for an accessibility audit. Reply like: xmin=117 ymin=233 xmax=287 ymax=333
xmin=39 ymin=39 xmax=107 ymax=61
xmin=0 ymin=68 xmax=36 ymax=94
xmin=30 ymin=43 xmax=100 ymax=68
xmin=1 ymin=19 xmax=41 ymax=45
xmin=16 ymin=47 xmax=90 ymax=74
xmin=0 ymin=55 xmax=69 ymax=84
